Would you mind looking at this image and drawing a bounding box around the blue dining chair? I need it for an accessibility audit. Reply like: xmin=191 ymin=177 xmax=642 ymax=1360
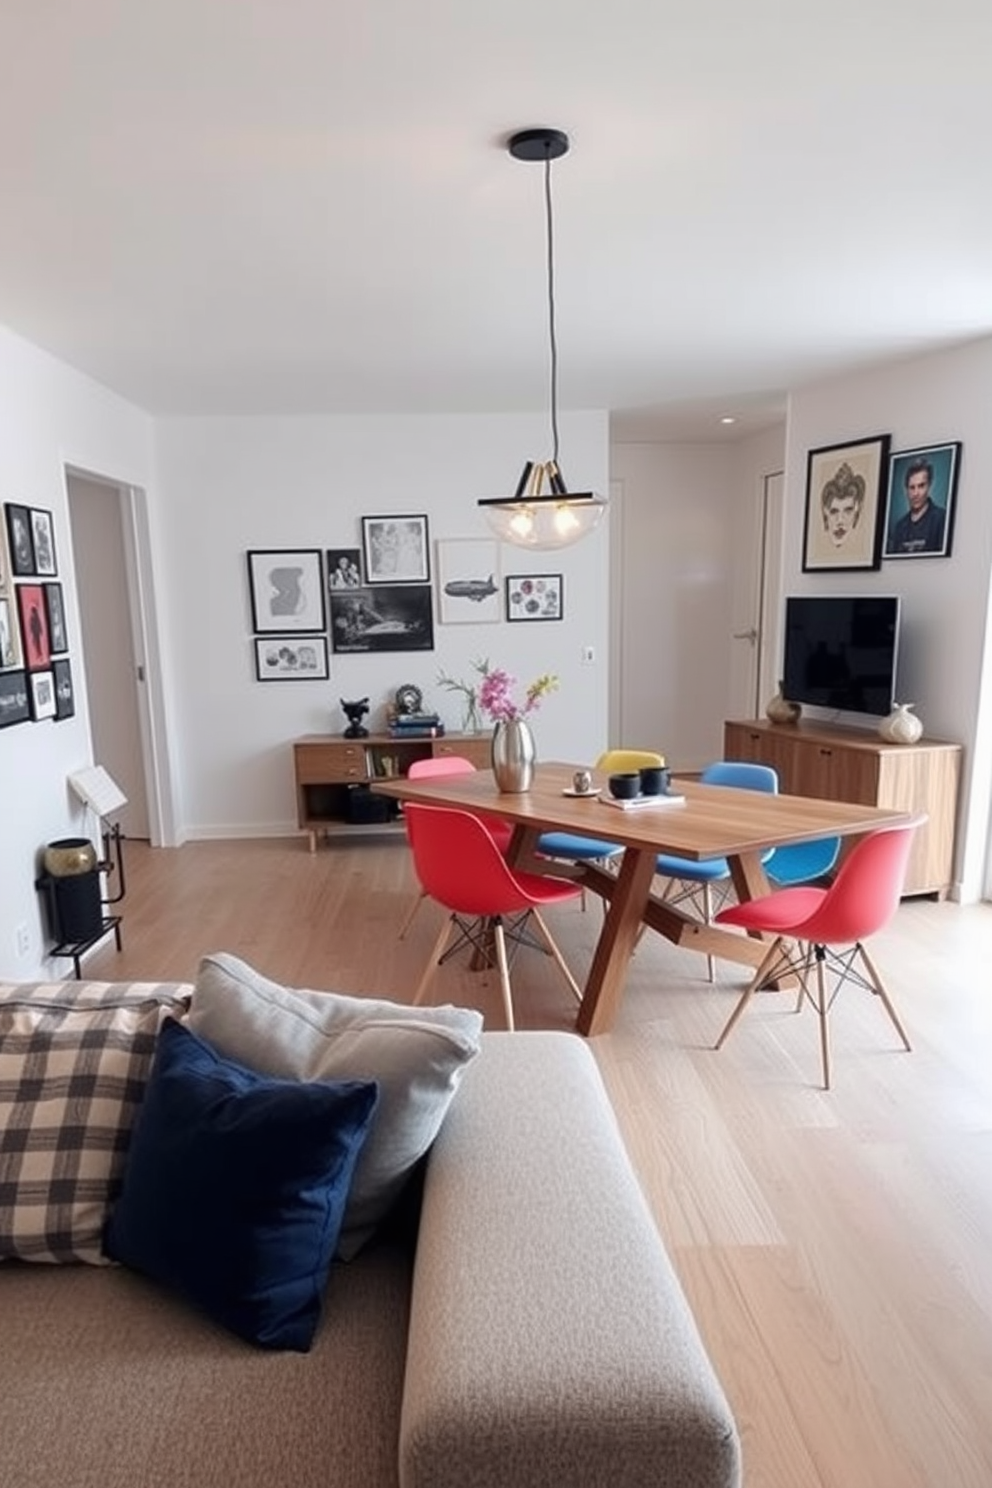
xmin=653 ymin=760 xmax=779 ymax=981
xmin=764 ymin=835 xmax=841 ymax=887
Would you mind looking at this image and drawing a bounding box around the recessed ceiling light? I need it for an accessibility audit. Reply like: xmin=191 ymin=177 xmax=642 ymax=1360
xmin=720 ymin=416 xmax=737 ymax=425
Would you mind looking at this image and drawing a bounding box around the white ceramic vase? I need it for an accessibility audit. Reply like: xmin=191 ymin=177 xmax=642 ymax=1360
xmin=878 ymin=702 xmax=924 ymax=745
xmin=491 ymin=718 xmax=536 ymax=792
xmin=765 ymin=680 xmax=802 ymax=725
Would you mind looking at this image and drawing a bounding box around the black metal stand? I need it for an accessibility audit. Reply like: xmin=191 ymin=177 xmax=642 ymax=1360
xmin=49 ymin=916 xmax=123 ymax=979
xmin=36 ymin=823 xmax=128 ymax=979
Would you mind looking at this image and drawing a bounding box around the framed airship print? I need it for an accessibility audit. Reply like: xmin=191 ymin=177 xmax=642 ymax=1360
xmin=436 ymin=539 xmax=500 ymax=624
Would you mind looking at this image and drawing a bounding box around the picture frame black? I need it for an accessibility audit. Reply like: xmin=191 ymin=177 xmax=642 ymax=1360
xmin=17 ymin=583 xmax=51 ymax=670
xmin=53 ymin=656 xmax=75 ymax=720
xmin=246 ymin=549 xmax=326 ymax=633
xmin=361 ymin=514 xmax=431 ymax=585
xmin=4 ymin=503 xmax=36 ymax=576
xmin=326 ymin=547 xmax=364 ymax=591
xmin=801 ymin=434 xmax=890 ymax=573
xmin=253 ymin=635 xmax=330 ymax=681
xmin=0 ymin=594 xmax=22 ymax=670
xmin=329 ymin=584 xmax=435 ymax=653
xmin=882 ymin=441 xmax=961 ymax=560
xmin=44 ymin=582 xmax=68 ymax=654
xmin=505 ymin=573 xmax=564 ymax=622
xmin=30 ymin=507 xmax=57 ymax=576
xmin=0 ymin=668 xmax=30 ymax=727
xmin=28 ymin=667 xmax=57 ymax=721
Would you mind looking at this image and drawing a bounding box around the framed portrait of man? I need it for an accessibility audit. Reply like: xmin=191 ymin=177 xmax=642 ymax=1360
xmin=882 ymin=442 xmax=961 ymax=560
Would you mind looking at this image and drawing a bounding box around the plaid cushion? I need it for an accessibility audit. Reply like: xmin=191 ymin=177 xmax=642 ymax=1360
xmin=0 ymin=981 xmax=191 ymax=1263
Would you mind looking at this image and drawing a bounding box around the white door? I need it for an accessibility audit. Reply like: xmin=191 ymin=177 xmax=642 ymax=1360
xmin=728 ymin=469 xmax=785 ymax=720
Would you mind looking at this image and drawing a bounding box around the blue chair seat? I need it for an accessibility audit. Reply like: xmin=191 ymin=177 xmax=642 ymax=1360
xmin=765 ymin=836 xmax=841 ymax=886
xmin=538 ymin=832 xmax=623 ymax=863
xmin=654 ymin=852 xmax=729 ymax=882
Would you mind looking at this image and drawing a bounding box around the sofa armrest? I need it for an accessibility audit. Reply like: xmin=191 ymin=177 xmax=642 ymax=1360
xmin=399 ymin=1031 xmax=740 ymax=1488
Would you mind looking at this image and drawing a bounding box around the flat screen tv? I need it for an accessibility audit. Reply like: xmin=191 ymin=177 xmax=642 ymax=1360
xmin=782 ymin=595 xmax=900 ymax=718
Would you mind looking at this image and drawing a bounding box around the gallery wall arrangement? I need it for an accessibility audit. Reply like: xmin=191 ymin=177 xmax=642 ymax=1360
xmin=1 ymin=502 xmax=74 ymax=729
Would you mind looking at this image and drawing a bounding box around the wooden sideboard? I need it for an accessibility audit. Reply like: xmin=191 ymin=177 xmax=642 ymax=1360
xmin=293 ymin=733 xmax=492 ymax=850
xmin=724 ymin=718 xmax=961 ymax=897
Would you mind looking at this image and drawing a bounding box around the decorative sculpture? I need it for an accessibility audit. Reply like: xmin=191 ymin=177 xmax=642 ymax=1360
xmin=340 ymin=697 xmax=370 ymax=739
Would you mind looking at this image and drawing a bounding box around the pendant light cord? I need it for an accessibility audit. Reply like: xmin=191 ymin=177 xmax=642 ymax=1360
xmin=544 ymin=153 xmax=560 ymax=468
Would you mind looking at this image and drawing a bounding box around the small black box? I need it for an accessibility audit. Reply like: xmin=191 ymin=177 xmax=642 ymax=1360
xmin=346 ymin=785 xmax=391 ymax=825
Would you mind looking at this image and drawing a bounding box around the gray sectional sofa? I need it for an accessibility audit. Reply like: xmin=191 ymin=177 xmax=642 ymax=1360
xmin=0 ymin=979 xmax=740 ymax=1488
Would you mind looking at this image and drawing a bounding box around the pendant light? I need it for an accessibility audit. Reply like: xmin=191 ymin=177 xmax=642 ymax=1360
xmin=478 ymin=127 xmax=607 ymax=550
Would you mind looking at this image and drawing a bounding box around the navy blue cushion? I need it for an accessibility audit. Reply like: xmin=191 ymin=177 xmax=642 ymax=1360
xmin=103 ymin=1018 xmax=379 ymax=1351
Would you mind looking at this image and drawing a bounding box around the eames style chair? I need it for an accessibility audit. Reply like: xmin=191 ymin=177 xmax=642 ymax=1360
xmin=653 ymin=760 xmax=779 ymax=981
xmin=407 ymin=803 xmax=583 ymax=1031
xmin=713 ymin=816 xmax=922 ymax=1088
xmin=764 ymin=834 xmax=841 ymax=887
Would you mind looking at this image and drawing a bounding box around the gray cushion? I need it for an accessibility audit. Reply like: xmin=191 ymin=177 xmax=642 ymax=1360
xmin=187 ymin=952 xmax=482 ymax=1258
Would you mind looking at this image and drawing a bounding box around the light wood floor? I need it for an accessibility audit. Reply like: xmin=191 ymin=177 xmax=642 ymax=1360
xmin=83 ymin=835 xmax=992 ymax=1488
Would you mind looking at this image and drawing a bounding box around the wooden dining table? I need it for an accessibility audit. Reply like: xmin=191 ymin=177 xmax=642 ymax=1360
xmin=371 ymin=760 xmax=913 ymax=1036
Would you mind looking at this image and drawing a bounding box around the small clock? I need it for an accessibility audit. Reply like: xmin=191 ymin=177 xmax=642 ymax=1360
xmin=395 ymin=683 xmax=424 ymax=717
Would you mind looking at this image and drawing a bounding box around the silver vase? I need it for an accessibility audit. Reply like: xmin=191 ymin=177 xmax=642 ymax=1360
xmin=491 ymin=718 xmax=536 ymax=792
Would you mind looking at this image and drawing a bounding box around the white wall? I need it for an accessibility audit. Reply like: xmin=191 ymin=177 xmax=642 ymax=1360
xmin=780 ymin=337 xmax=992 ymax=899
xmin=0 ymin=324 xmax=155 ymax=978
xmin=153 ymin=412 xmax=610 ymax=838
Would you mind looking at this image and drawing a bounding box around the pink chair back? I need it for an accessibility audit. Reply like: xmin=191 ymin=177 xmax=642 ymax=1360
xmin=407 ymin=755 xmax=476 ymax=780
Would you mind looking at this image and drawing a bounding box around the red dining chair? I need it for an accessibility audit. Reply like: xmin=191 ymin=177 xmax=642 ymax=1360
xmin=712 ymin=816 xmax=923 ymax=1088
xmin=406 ymin=804 xmax=583 ymax=1030
xmin=397 ymin=755 xmax=513 ymax=940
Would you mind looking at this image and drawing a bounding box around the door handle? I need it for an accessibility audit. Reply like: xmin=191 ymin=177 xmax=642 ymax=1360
xmin=732 ymin=628 xmax=758 ymax=644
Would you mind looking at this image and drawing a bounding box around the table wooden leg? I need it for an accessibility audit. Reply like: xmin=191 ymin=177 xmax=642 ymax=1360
xmin=576 ymin=849 xmax=658 ymax=1037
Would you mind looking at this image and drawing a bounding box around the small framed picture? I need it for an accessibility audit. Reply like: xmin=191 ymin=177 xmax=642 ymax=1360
xmin=0 ymin=669 xmax=30 ymax=727
xmin=29 ymin=668 xmax=57 ymax=721
xmin=882 ymin=442 xmax=961 ymax=559
xmin=4 ymin=503 xmax=36 ymax=576
xmin=362 ymin=514 xmax=431 ymax=584
xmin=802 ymin=434 xmax=890 ymax=572
xmin=0 ymin=509 xmax=12 ymax=594
xmin=44 ymin=582 xmax=68 ymax=654
xmin=17 ymin=583 xmax=51 ymax=669
xmin=0 ymin=594 xmax=23 ymax=669
xmin=326 ymin=547 xmax=364 ymax=591
xmin=436 ymin=538 xmax=500 ymax=624
xmin=53 ymin=657 xmax=75 ymax=720
xmin=505 ymin=573 xmax=564 ymax=622
xmin=253 ymin=635 xmax=330 ymax=681
xmin=247 ymin=549 xmax=326 ymax=633
xmin=30 ymin=508 xmax=57 ymax=576
xmin=329 ymin=584 xmax=434 ymax=653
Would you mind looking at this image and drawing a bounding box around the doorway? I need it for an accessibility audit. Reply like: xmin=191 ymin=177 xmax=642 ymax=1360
xmin=728 ymin=469 xmax=785 ymax=720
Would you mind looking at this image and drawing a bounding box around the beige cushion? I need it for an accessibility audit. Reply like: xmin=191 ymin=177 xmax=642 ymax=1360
xmin=188 ymin=952 xmax=482 ymax=1258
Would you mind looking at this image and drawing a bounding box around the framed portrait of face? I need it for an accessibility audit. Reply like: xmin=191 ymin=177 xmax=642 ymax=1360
xmin=882 ymin=441 xmax=961 ymax=560
xmin=801 ymin=434 xmax=890 ymax=573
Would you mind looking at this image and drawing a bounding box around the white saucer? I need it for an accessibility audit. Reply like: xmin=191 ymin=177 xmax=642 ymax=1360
xmin=562 ymin=787 xmax=601 ymax=798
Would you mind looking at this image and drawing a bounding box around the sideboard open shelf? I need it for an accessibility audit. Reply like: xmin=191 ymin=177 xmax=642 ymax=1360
xmin=293 ymin=733 xmax=492 ymax=850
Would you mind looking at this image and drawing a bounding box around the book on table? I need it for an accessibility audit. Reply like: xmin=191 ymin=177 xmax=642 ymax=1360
xmin=598 ymin=793 xmax=686 ymax=811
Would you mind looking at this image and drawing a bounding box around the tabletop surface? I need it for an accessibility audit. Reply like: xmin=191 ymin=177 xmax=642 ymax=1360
xmin=371 ymin=760 xmax=914 ymax=861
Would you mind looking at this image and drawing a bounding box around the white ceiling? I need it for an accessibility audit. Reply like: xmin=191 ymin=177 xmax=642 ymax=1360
xmin=1 ymin=2 xmax=990 ymax=441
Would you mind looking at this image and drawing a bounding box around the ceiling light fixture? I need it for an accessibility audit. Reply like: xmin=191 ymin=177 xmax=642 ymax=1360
xmin=478 ymin=127 xmax=607 ymax=551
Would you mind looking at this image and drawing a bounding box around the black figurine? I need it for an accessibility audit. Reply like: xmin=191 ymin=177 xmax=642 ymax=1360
xmin=340 ymin=697 xmax=370 ymax=738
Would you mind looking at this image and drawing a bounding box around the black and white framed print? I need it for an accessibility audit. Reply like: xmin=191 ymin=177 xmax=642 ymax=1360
xmin=326 ymin=547 xmax=364 ymax=591
xmin=436 ymin=538 xmax=500 ymax=624
xmin=4 ymin=503 xmax=35 ymax=576
xmin=247 ymin=549 xmax=326 ymax=633
xmin=28 ymin=668 xmax=57 ymax=721
xmin=253 ymin=635 xmax=330 ymax=680
xmin=361 ymin=515 xmax=430 ymax=584
xmin=0 ymin=594 xmax=22 ymax=670
xmin=30 ymin=508 xmax=57 ymax=576
xmin=505 ymin=573 xmax=564 ymax=622
xmin=882 ymin=441 xmax=961 ymax=559
xmin=329 ymin=584 xmax=434 ymax=653
xmin=53 ymin=657 xmax=75 ymax=719
xmin=0 ymin=669 xmax=30 ymax=727
xmin=44 ymin=582 xmax=68 ymax=654
xmin=802 ymin=434 xmax=890 ymax=573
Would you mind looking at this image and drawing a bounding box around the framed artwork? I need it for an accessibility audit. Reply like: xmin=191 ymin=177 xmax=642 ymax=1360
xmin=505 ymin=573 xmax=564 ymax=622
xmin=253 ymin=635 xmax=330 ymax=681
xmin=0 ymin=507 xmax=12 ymax=594
xmin=28 ymin=668 xmax=57 ymax=721
xmin=361 ymin=514 xmax=431 ymax=584
xmin=802 ymin=434 xmax=890 ymax=573
xmin=0 ymin=594 xmax=23 ymax=669
xmin=882 ymin=441 xmax=961 ymax=559
xmin=17 ymin=583 xmax=51 ymax=669
xmin=329 ymin=584 xmax=434 ymax=653
xmin=436 ymin=538 xmax=500 ymax=624
xmin=247 ymin=549 xmax=326 ymax=633
xmin=44 ymin=582 xmax=68 ymax=654
xmin=53 ymin=656 xmax=75 ymax=720
xmin=326 ymin=547 xmax=364 ymax=591
xmin=30 ymin=508 xmax=57 ymax=576
xmin=0 ymin=669 xmax=30 ymax=728
xmin=5 ymin=503 xmax=35 ymax=576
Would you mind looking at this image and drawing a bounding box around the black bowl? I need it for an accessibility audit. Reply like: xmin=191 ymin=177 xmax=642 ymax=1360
xmin=608 ymin=772 xmax=641 ymax=800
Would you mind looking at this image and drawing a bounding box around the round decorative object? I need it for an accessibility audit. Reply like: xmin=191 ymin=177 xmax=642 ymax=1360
xmin=878 ymin=702 xmax=924 ymax=745
xmin=491 ymin=718 xmax=536 ymax=793
xmin=43 ymin=838 xmax=99 ymax=878
xmin=765 ymin=680 xmax=802 ymax=725
xmin=395 ymin=683 xmax=423 ymax=717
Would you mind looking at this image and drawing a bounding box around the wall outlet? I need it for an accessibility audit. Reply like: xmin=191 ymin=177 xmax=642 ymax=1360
xmin=581 ymin=645 xmax=596 ymax=664
xmin=15 ymin=923 xmax=30 ymax=958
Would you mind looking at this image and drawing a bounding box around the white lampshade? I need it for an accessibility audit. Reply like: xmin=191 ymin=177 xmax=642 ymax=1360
xmin=479 ymin=492 xmax=607 ymax=550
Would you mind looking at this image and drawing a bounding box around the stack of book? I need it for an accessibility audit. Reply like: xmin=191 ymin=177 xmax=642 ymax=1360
xmin=389 ymin=712 xmax=445 ymax=739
